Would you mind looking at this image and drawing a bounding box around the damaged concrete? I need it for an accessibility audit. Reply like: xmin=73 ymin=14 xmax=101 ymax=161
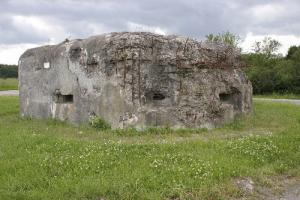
xmin=18 ymin=32 xmax=252 ymax=129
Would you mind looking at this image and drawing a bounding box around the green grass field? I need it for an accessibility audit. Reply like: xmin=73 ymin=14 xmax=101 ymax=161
xmin=0 ymin=78 xmax=18 ymax=91
xmin=254 ymin=93 xmax=300 ymax=100
xmin=0 ymin=96 xmax=299 ymax=199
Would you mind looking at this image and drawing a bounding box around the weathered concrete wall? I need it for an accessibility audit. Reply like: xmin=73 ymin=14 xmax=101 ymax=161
xmin=19 ymin=32 xmax=252 ymax=129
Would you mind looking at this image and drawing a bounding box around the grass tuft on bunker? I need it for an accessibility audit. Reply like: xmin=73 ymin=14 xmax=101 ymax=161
xmin=0 ymin=96 xmax=299 ymax=200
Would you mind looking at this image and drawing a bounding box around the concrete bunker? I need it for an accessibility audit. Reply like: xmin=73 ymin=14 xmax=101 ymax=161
xmin=19 ymin=32 xmax=252 ymax=129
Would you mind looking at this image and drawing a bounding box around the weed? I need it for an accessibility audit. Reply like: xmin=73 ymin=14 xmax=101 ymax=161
xmin=89 ymin=115 xmax=111 ymax=130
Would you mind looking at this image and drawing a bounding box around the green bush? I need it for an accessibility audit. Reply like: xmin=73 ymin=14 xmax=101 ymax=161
xmin=205 ymin=31 xmax=240 ymax=48
xmin=244 ymin=45 xmax=300 ymax=95
xmin=89 ymin=116 xmax=111 ymax=130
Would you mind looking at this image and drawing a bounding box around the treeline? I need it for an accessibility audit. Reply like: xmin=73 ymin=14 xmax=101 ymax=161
xmin=206 ymin=32 xmax=300 ymax=94
xmin=243 ymin=46 xmax=300 ymax=94
xmin=0 ymin=64 xmax=18 ymax=78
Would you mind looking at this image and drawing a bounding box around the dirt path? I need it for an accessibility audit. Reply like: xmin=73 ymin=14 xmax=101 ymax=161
xmin=253 ymin=98 xmax=300 ymax=105
xmin=0 ymin=90 xmax=19 ymax=96
xmin=265 ymin=180 xmax=300 ymax=200
xmin=280 ymin=182 xmax=300 ymax=200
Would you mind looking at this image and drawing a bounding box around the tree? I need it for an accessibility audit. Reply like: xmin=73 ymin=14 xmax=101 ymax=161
xmin=205 ymin=31 xmax=241 ymax=48
xmin=286 ymin=45 xmax=300 ymax=60
xmin=244 ymin=40 xmax=300 ymax=94
xmin=252 ymin=37 xmax=281 ymax=57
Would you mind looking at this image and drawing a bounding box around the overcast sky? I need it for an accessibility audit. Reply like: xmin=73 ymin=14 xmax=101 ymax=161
xmin=0 ymin=0 xmax=300 ymax=64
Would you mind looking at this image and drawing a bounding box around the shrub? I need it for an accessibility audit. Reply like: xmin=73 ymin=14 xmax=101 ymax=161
xmin=243 ymin=44 xmax=300 ymax=95
xmin=89 ymin=116 xmax=111 ymax=130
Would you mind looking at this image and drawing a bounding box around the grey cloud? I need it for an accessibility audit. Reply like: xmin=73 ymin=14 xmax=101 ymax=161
xmin=0 ymin=0 xmax=299 ymax=45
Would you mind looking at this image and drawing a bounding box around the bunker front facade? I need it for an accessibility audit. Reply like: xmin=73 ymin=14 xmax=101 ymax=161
xmin=19 ymin=32 xmax=252 ymax=129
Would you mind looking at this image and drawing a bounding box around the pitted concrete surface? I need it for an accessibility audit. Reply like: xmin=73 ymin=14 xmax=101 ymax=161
xmin=0 ymin=90 xmax=19 ymax=96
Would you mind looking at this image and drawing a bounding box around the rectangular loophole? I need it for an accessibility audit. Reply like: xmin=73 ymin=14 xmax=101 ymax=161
xmin=152 ymin=93 xmax=165 ymax=100
xmin=219 ymin=93 xmax=231 ymax=102
xmin=54 ymin=94 xmax=73 ymax=103
xmin=219 ymin=91 xmax=242 ymax=111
